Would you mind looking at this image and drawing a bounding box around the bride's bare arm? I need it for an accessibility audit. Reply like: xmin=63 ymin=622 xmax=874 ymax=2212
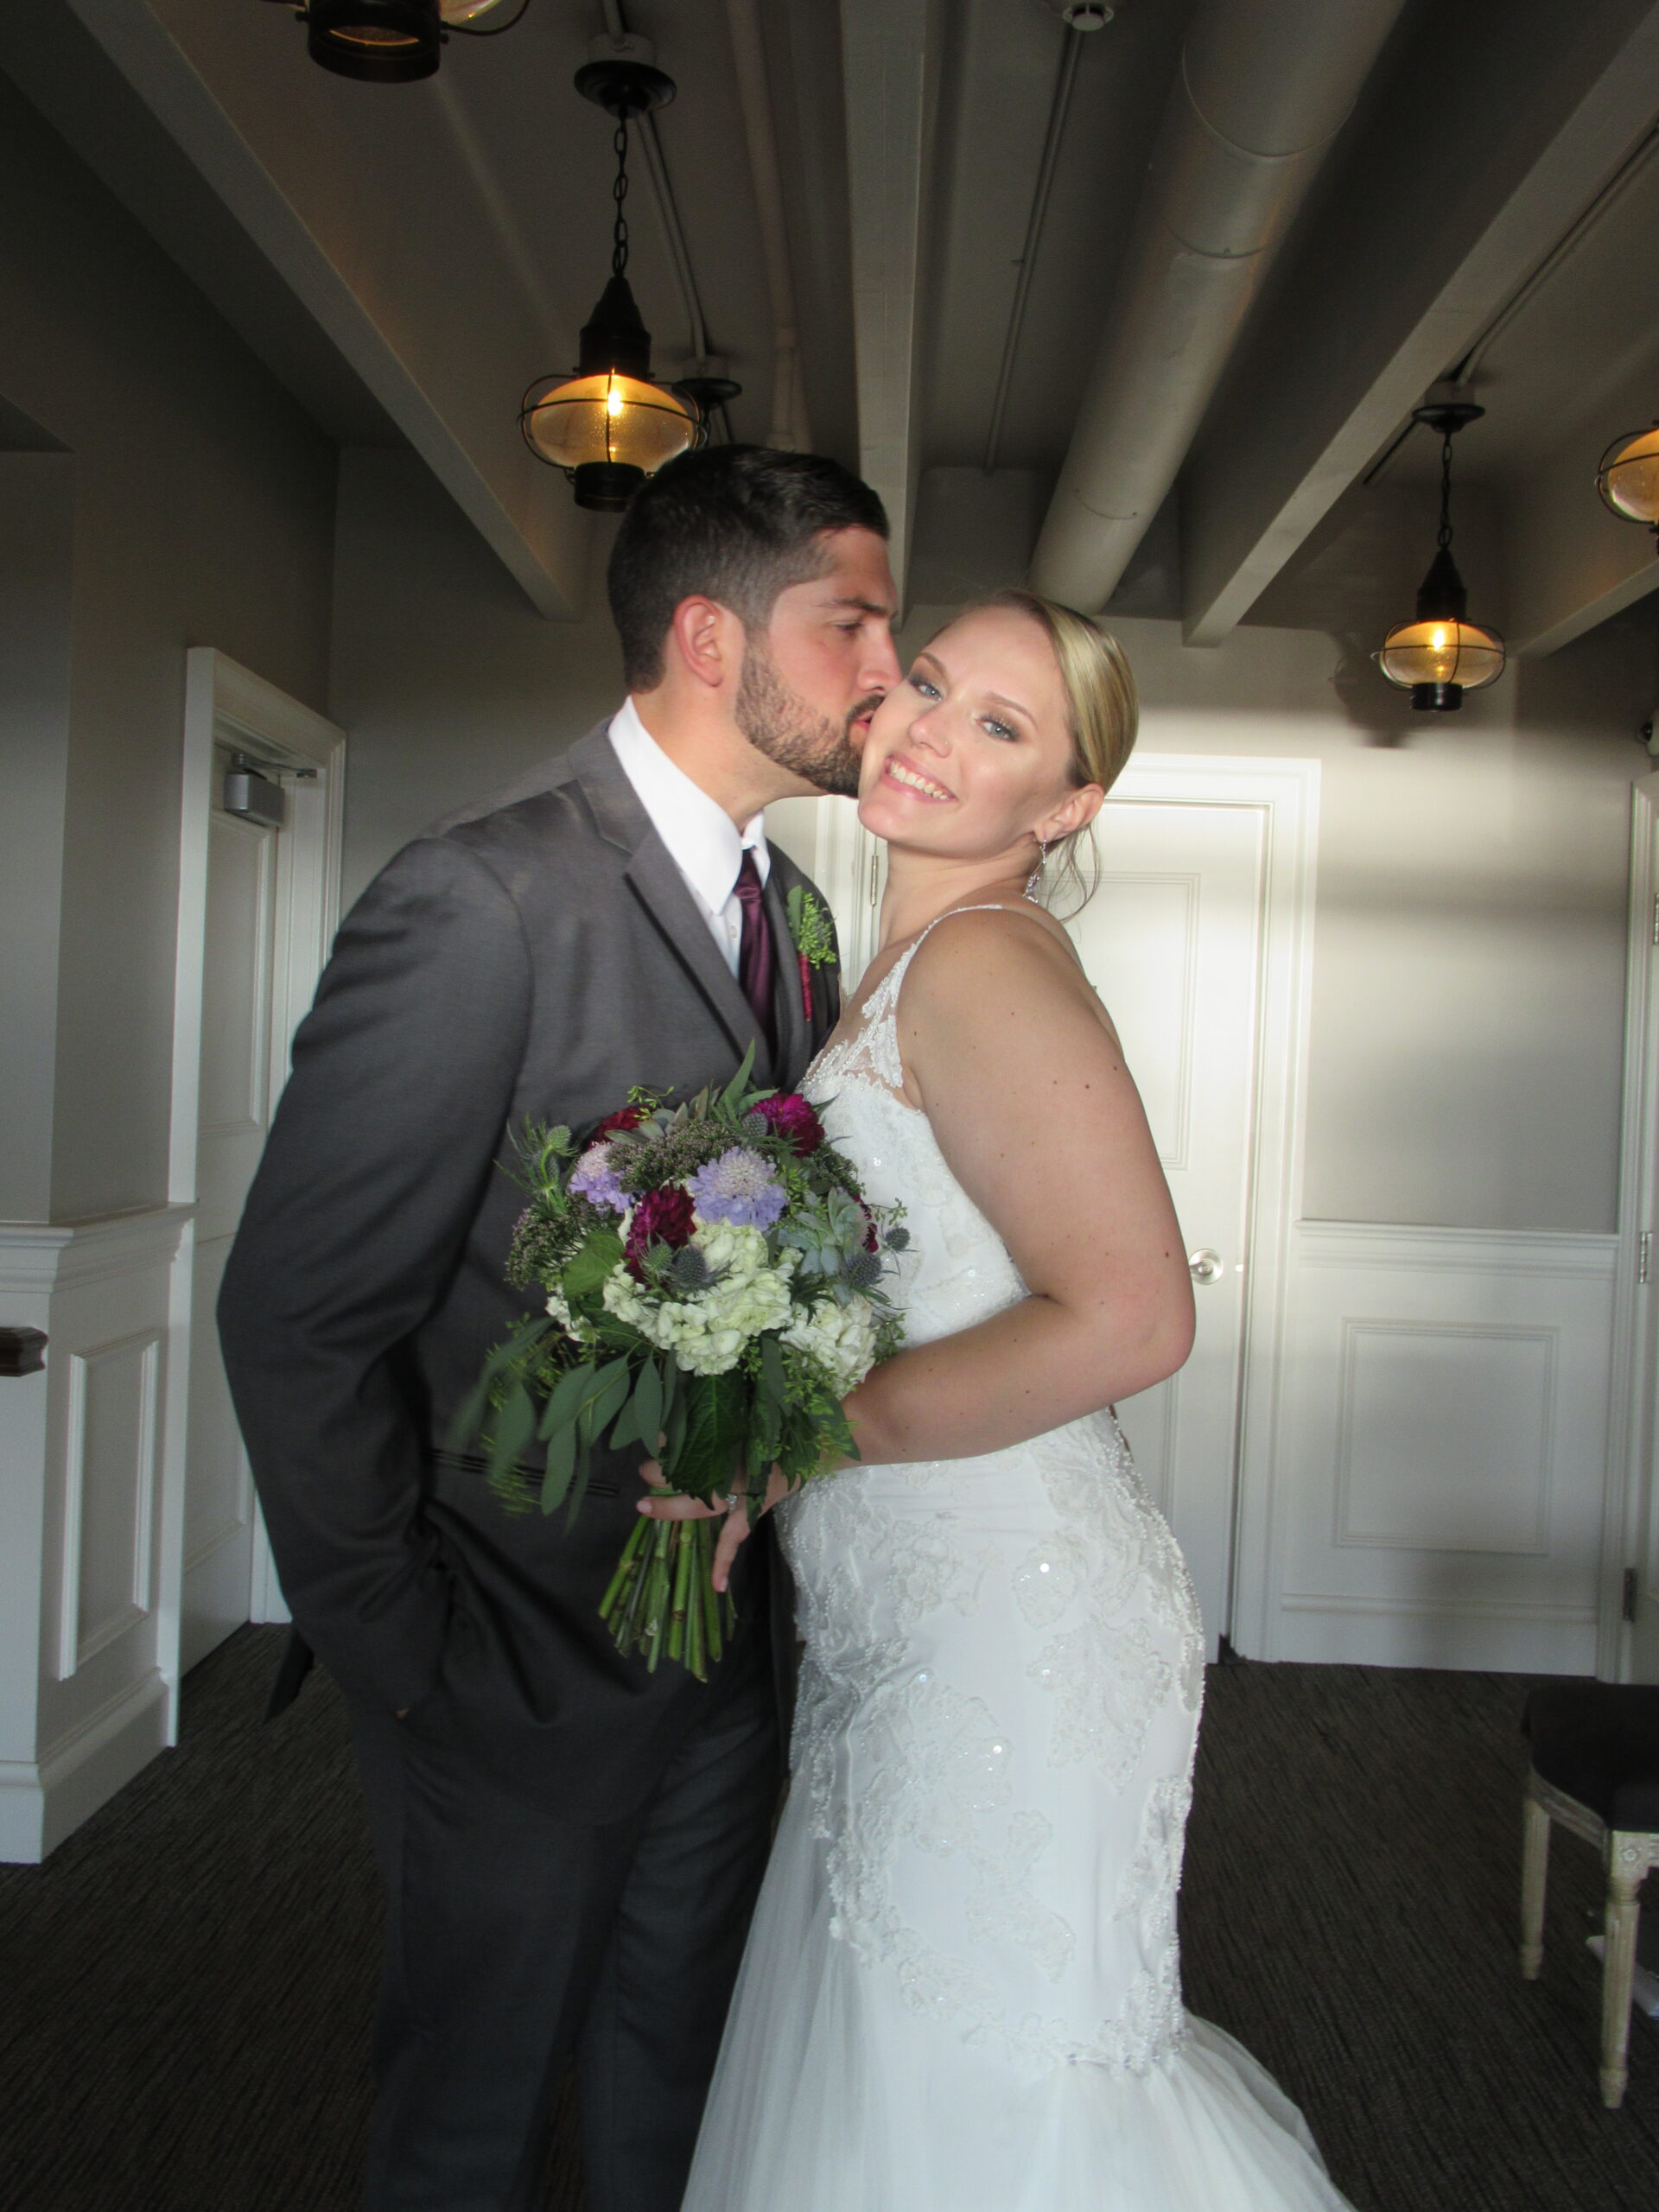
xmin=844 ymin=907 xmax=1194 ymax=1465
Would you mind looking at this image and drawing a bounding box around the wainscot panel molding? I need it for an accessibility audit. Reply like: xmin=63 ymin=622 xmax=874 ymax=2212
xmin=0 ymin=1206 xmax=189 ymax=1862
xmin=1255 ymin=1220 xmax=1617 ymax=1674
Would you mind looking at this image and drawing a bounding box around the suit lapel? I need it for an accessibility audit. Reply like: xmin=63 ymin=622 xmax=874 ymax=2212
xmin=567 ymin=728 xmax=772 ymax=1070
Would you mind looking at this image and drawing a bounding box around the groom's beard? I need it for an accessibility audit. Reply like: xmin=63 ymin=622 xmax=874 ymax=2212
xmin=735 ymin=643 xmax=880 ymax=798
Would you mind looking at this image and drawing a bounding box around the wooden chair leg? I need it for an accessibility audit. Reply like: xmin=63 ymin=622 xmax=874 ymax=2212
xmin=1599 ymin=1837 xmax=1644 ymax=2108
xmin=1520 ymin=1792 xmax=1549 ymax=1980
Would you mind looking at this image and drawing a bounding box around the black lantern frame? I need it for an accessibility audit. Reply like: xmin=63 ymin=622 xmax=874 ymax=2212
xmin=1375 ymin=396 xmax=1505 ymax=714
xmin=260 ymin=0 xmax=529 ymax=86
xmin=519 ymin=58 xmax=734 ymax=511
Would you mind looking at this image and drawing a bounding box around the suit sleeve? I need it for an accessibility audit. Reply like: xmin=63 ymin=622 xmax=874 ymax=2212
xmin=217 ymin=834 xmax=532 ymax=1714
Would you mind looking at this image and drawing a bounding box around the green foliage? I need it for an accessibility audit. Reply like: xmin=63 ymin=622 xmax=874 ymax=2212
xmin=563 ymin=1225 xmax=625 ymax=1300
xmin=785 ymin=885 xmax=836 ymax=968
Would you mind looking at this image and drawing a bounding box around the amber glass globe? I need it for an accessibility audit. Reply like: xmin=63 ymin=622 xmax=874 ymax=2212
xmin=1598 ymin=425 xmax=1659 ymax=530
xmin=520 ymin=372 xmax=699 ymax=507
xmin=1376 ymin=617 xmax=1504 ymax=691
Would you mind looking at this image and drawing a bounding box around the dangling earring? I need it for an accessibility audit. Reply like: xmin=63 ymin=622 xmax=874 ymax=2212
xmin=1024 ymin=836 xmax=1048 ymax=901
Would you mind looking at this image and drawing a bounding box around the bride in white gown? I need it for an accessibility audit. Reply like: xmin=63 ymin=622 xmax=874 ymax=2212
xmin=645 ymin=591 xmax=1355 ymax=2212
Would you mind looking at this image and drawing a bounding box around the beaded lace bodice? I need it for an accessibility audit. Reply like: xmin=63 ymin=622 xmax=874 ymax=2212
xmin=777 ymin=904 xmax=1205 ymax=2079
xmin=803 ymin=908 xmax=1031 ymax=1352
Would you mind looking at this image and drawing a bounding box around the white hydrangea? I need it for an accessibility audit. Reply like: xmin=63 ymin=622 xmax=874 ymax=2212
xmin=544 ymin=1287 xmax=575 ymax=1337
xmin=601 ymin=1222 xmax=798 ymax=1377
xmin=781 ymin=1293 xmax=880 ymax=1395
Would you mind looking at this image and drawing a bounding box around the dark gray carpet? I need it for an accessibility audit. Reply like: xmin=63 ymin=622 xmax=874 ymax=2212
xmin=0 ymin=1630 xmax=1652 ymax=2210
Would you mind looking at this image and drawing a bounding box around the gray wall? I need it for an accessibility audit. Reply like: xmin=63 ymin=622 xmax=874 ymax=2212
xmin=331 ymin=450 xmax=626 ymax=910
xmin=0 ymin=76 xmax=336 ymax=1224
xmin=339 ymin=435 xmax=1653 ymax=1243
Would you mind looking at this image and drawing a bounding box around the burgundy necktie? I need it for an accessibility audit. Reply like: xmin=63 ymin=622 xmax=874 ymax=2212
xmin=733 ymin=849 xmax=776 ymax=1055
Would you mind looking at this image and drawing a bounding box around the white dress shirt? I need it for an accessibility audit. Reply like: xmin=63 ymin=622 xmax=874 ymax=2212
xmin=607 ymin=697 xmax=771 ymax=977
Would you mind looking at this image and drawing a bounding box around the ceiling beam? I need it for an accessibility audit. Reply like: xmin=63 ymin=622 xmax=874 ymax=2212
xmin=1180 ymin=0 xmax=1659 ymax=647
xmin=59 ymin=0 xmax=589 ymax=620
xmin=838 ymin=0 xmax=937 ymax=603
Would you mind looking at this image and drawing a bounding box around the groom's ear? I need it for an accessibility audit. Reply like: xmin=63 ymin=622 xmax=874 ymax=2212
xmin=666 ymin=594 xmax=747 ymax=694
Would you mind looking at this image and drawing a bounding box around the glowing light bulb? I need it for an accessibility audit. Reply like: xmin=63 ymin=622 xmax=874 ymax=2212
xmin=607 ymin=386 xmax=624 ymax=418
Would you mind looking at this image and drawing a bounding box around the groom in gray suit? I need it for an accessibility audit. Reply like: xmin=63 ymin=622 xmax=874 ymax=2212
xmin=218 ymin=447 xmax=899 ymax=2212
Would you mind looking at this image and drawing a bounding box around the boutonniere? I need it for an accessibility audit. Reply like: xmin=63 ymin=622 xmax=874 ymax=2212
xmin=785 ymin=886 xmax=836 ymax=1022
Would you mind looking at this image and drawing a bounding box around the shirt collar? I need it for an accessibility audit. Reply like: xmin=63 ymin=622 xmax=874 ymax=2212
xmin=607 ymin=697 xmax=770 ymax=917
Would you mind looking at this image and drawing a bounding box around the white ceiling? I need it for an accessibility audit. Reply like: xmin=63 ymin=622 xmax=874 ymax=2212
xmin=7 ymin=0 xmax=1659 ymax=654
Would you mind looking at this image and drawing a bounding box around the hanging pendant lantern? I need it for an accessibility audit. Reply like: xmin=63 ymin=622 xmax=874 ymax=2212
xmin=260 ymin=0 xmax=528 ymax=85
xmin=1376 ymin=391 xmax=1504 ymax=713
xmin=1597 ymin=423 xmax=1659 ymax=538
xmin=520 ymin=53 xmax=719 ymax=512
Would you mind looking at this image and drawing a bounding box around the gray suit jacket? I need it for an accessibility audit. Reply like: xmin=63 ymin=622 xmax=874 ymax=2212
xmin=219 ymin=722 xmax=841 ymax=1817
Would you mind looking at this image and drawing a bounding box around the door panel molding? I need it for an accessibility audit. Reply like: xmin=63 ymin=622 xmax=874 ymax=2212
xmin=1274 ymin=1217 xmax=1615 ymax=1673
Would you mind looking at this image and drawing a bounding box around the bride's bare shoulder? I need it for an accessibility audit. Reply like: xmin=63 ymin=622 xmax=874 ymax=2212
xmin=908 ymin=902 xmax=1083 ymax=986
xmin=904 ymin=900 xmax=1122 ymax=1063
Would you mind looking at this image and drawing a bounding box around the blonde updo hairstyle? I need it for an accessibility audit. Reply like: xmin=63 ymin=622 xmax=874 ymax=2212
xmin=940 ymin=588 xmax=1139 ymax=916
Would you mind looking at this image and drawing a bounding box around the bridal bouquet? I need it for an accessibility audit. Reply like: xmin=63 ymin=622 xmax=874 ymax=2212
xmin=450 ymin=1050 xmax=907 ymax=1679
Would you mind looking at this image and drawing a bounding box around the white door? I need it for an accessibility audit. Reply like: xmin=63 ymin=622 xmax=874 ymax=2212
xmin=179 ymin=746 xmax=281 ymax=1669
xmin=1069 ymin=798 xmax=1265 ymax=1655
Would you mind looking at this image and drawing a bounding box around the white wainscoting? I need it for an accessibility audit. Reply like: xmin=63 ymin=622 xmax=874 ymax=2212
xmin=1253 ymin=1222 xmax=1617 ymax=1674
xmin=0 ymin=1207 xmax=188 ymax=1861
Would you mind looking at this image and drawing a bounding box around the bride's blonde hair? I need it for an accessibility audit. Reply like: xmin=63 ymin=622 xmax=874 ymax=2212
xmin=941 ymin=589 xmax=1139 ymax=915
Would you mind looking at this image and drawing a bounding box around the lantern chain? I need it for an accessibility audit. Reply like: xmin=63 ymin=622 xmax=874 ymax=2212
xmin=1437 ymin=431 xmax=1455 ymax=552
xmin=612 ymin=120 xmax=631 ymax=280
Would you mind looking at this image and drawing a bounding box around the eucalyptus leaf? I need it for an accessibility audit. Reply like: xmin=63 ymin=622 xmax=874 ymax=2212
xmin=662 ymin=1363 xmax=690 ymax=1476
xmin=587 ymin=1357 xmax=632 ymax=1438
xmin=487 ymin=1381 xmax=537 ymax=1492
xmin=617 ymin=1358 xmax=663 ymax=1453
xmin=564 ymin=1441 xmax=594 ymax=1532
xmin=540 ymin=1420 xmax=577 ymax=1514
xmin=443 ymin=1312 xmax=548 ymax=1452
xmin=538 ymin=1361 xmax=595 ymax=1440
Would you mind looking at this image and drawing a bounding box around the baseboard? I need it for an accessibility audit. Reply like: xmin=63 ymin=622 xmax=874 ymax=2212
xmin=1275 ymin=1595 xmax=1599 ymax=1675
xmin=0 ymin=1669 xmax=170 ymax=1864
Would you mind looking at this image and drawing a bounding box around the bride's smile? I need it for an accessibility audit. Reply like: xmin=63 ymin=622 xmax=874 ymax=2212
xmin=856 ymin=603 xmax=1103 ymax=881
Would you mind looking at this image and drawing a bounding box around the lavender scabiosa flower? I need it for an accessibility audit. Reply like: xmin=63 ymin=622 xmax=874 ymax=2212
xmin=569 ymin=1141 xmax=628 ymax=1215
xmin=689 ymin=1146 xmax=788 ymax=1230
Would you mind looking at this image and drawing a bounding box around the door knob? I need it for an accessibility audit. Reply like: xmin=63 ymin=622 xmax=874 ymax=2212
xmin=1187 ymin=1249 xmax=1223 ymax=1285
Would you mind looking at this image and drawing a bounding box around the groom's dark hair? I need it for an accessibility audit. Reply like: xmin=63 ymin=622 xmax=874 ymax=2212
xmin=608 ymin=446 xmax=889 ymax=689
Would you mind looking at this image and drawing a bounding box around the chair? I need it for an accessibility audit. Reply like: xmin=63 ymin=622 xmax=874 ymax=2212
xmin=1520 ymin=1682 xmax=1659 ymax=2107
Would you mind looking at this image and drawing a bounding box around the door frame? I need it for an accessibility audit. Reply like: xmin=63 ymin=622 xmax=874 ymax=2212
xmin=1605 ymin=780 xmax=1659 ymax=1680
xmin=804 ymin=753 xmax=1319 ymax=1653
xmin=157 ymin=650 xmax=346 ymax=1728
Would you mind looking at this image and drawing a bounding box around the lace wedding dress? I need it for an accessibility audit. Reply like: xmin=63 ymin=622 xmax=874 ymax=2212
xmin=680 ymin=909 xmax=1355 ymax=2212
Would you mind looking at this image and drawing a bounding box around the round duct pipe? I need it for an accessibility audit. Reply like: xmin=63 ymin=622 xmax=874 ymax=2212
xmin=1029 ymin=0 xmax=1407 ymax=614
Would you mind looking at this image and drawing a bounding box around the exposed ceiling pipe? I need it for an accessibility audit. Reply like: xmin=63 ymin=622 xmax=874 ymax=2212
xmin=984 ymin=23 xmax=1084 ymax=475
xmin=724 ymin=0 xmax=811 ymax=450
xmin=1028 ymin=0 xmax=1408 ymax=613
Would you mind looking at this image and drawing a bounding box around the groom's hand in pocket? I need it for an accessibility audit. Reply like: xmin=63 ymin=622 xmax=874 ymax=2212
xmin=636 ymin=1459 xmax=789 ymax=1594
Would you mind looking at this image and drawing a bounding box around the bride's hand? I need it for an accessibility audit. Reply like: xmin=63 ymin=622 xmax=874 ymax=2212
xmin=636 ymin=1460 xmax=791 ymax=1593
